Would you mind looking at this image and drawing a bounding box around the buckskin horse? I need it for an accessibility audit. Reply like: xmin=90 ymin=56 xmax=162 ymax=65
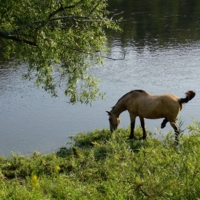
xmin=106 ymin=90 xmax=195 ymax=145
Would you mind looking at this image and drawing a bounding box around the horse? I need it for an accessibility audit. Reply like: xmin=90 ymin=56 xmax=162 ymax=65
xmin=106 ymin=90 xmax=196 ymax=145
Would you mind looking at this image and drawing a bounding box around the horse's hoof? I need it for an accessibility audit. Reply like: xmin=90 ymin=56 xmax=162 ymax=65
xmin=129 ymin=136 xmax=136 ymax=140
xmin=174 ymin=141 xmax=179 ymax=147
xmin=139 ymin=137 xmax=147 ymax=140
xmin=161 ymin=124 xmax=165 ymax=129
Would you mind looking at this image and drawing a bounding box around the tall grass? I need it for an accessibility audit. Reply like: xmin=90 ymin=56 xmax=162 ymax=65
xmin=0 ymin=120 xmax=200 ymax=199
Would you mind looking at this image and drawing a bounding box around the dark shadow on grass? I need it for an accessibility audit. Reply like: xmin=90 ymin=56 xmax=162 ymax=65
xmin=56 ymin=129 xmax=112 ymax=158
xmin=128 ymin=139 xmax=146 ymax=153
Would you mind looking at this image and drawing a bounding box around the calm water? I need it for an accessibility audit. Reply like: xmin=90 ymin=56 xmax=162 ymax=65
xmin=1 ymin=0 xmax=200 ymax=155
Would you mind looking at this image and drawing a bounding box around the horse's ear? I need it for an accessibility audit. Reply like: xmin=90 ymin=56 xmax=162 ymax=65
xmin=106 ymin=111 xmax=111 ymax=115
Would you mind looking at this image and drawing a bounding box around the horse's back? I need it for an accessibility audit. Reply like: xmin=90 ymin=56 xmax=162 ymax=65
xmin=130 ymin=92 xmax=181 ymax=120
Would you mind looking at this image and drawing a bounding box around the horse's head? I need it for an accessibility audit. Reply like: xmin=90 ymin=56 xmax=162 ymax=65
xmin=106 ymin=111 xmax=120 ymax=132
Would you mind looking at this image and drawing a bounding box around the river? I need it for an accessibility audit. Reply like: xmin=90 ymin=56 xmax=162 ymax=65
xmin=0 ymin=0 xmax=200 ymax=155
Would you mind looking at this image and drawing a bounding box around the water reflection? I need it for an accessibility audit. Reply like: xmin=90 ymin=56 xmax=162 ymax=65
xmin=108 ymin=0 xmax=200 ymax=49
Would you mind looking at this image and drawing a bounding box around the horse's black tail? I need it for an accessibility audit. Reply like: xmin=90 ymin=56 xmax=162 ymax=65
xmin=179 ymin=90 xmax=196 ymax=104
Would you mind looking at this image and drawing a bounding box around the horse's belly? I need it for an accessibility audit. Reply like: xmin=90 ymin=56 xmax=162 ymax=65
xmin=144 ymin=115 xmax=163 ymax=119
xmin=142 ymin=109 xmax=178 ymax=119
xmin=142 ymin=111 xmax=164 ymax=119
xmin=144 ymin=116 xmax=164 ymax=119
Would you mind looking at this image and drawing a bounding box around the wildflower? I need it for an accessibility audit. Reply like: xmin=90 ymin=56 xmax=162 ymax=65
xmin=32 ymin=174 xmax=39 ymax=189
xmin=91 ymin=141 xmax=99 ymax=146
xmin=54 ymin=165 xmax=61 ymax=173
xmin=135 ymin=178 xmax=145 ymax=190
xmin=115 ymin=154 xmax=121 ymax=159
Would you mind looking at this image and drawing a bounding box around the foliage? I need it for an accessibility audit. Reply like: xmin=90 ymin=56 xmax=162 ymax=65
xmin=1 ymin=122 xmax=200 ymax=199
xmin=0 ymin=0 xmax=120 ymax=104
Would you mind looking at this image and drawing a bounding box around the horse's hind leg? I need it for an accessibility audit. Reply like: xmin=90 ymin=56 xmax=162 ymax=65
xmin=170 ymin=121 xmax=179 ymax=146
xmin=139 ymin=116 xmax=147 ymax=140
xmin=161 ymin=118 xmax=168 ymax=129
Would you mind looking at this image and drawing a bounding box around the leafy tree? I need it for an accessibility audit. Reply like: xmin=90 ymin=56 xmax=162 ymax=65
xmin=0 ymin=0 xmax=120 ymax=104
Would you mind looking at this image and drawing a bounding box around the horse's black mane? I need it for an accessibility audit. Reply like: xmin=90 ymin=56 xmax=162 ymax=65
xmin=111 ymin=90 xmax=146 ymax=110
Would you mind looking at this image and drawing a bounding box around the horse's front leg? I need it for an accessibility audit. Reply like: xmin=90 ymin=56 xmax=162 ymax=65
xmin=139 ymin=116 xmax=147 ymax=140
xmin=129 ymin=114 xmax=136 ymax=139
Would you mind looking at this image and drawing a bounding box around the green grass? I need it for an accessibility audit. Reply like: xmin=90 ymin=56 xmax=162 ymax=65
xmin=1 ymin=119 xmax=200 ymax=199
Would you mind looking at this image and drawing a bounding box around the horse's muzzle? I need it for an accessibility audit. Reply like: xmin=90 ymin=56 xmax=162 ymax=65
xmin=110 ymin=127 xmax=117 ymax=132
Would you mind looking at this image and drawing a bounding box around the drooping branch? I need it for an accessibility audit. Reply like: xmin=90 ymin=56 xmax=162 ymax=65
xmin=0 ymin=0 xmax=121 ymax=48
xmin=0 ymin=0 xmax=86 ymax=45
xmin=0 ymin=31 xmax=37 ymax=46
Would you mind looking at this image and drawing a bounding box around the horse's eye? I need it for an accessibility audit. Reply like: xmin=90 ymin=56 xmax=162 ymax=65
xmin=109 ymin=119 xmax=112 ymax=122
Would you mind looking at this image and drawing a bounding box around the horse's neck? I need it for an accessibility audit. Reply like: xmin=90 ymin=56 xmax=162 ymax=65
xmin=112 ymin=101 xmax=127 ymax=116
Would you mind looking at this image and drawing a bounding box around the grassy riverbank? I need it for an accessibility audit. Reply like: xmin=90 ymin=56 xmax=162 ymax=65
xmin=1 ymin=120 xmax=200 ymax=199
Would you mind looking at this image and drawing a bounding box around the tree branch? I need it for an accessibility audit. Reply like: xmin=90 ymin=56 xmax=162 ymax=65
xmin=35 ymin=0 xmax=85 ymax=30
xmin=0 ymin=0 xmax=122 ymax=46
xmin=0 ymin=0 xmax=86 ymax=44
xmin=0 ymin=31 xmax=37 ymax=46
xmin=87 ymin=0 xmax=102 ymax=17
